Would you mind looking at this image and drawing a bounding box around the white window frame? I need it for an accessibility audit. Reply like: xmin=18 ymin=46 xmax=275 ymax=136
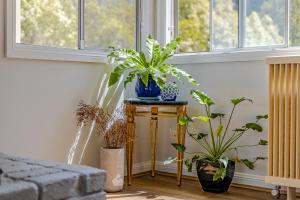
xmin=5 ymin=0 xmax=142 ymax=63
xmin=157 ymin=0 xmax=300 ymax=64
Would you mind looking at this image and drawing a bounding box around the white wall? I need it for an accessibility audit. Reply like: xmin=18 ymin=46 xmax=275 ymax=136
xmin=0 ymin=0 xmax=111 ymax=167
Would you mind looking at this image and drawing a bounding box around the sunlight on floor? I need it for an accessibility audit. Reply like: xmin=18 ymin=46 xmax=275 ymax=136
xmin=107 ymin=190 xmax=230 ymax=200
xmin=107 ymin=190 xmax=184 ymax=200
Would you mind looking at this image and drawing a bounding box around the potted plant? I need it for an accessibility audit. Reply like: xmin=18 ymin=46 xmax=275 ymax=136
xmin=76 ymin=101 xmax=127 ymax=192
xmin=165 ymin=89 xmax=268 ymax=193
xmin=107 ymin=35 xmax=197 ymax=99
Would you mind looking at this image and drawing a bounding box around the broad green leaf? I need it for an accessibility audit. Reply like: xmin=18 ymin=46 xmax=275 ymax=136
xmin=158 ymin=37 xmax=180 ymax=65
xmin=258 ymin=139 xmax=268 ymax=145
xmin=178 ymin=116 xmax=192 ymax=126
xmin=185 ymin=159 xmax=192 ymax=172
xmin=241 ymin=159 xmax=255 ymax=169
xmin=196 ymin=133 xmax=208 ymax=140
xmin=194 ymin=116 xmax=210 ymax=122
xmin=164 ymin=157 xmax=177 ymax=165
xmin=191 ymin=90 xmax=214 ymax=106
xmin=140 ymin=73 xmax=149 ymax=86
xmin=233 ymin=128 xmax=246 ymax=132
xmin=256 ymin=114 xmax=268 ymax=120
xmin=155 ymin=77 xmax=165 ymax=88
xmin=245 ymin=123 xmax=263 ymax=132
xmin=108 ymin=71 xmax=122 ymax=87
xmin=213 ymin=167 xmax=226 ymax=181
xmin=108 ymin=63 xmax=136 ymax=87
xmin=256 ymin=157 xmax=267 ymax=160
xmin=192 ymin=155 xmax=201 ymax=163
xmin=170 ymin=66 xmax=198 ymax=86
xmin=215 ymin=125 xmax=223 ymax=136
xmin=108 ymin=48 xmax=139 ymax=64
xmin=146 ymin=35 xmax=160 ymax=65
xmin=210 ymin=113 xmax=225 ymax=119
xmin=231 ymin=97 xmax=253 ymax=106
xmin=171 ymin=143 xmax=186 ymax=152
xmin=146 ymin=35 xmax=160 ymax=59
xmin=124 ymin=70 xmax=139 ymax=87
xmin=138 ymin=52 xmax=148 ymax=67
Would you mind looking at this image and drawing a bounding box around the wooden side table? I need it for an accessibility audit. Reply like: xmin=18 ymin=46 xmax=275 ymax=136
xmin=124 ymin=99 xmax=188 ymax=186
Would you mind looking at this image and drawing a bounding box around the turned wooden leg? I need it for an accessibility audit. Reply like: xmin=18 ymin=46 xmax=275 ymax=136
xmin=150 ymin=107 xmax=158 ymax=177
xmin=176 ymin=105 xmax=187 ymax=186
xmin=287 ymin=187 xmax=296 ymax=200
xmin=126 ymin=104 xmax=136 ymax=186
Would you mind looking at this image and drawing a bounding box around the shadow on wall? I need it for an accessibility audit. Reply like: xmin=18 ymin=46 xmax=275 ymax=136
xmin=67 ymin=65 xmax=124 ymax=167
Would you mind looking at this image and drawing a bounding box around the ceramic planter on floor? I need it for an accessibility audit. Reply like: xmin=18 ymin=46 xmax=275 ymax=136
xmin=100 ymin=148 xmax=124 ymax=192
xmin=196 ymin=160 xmax=235 ymax=193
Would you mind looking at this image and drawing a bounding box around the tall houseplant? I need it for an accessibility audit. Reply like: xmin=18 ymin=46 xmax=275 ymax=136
xmin=76 ymin=101 xmax=127 ymax=192
xmin=107 ymin=35 xmax=197 ymax=98
xmin=166 ymin=90 xmax=268 ymax=193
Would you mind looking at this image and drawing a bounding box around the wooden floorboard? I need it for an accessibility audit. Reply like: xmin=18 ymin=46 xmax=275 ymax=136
xmin=107 ymin=174 xmax=293 ymax=200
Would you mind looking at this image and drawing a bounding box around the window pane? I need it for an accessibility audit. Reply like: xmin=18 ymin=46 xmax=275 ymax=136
xmin=290 ymin=0 xmax=300 ymax=46
xmin=20 ymin=0 xmax=78 ymax=49
xmin=245 ymin=0 xmax=285 ymax=47
xmin=178 ymin=0 xmax=210 ymax=53
xmin=212 ymin=0 xmax=238 ymax=49
xmin=85 ymin=0 xmax=136 ymax=50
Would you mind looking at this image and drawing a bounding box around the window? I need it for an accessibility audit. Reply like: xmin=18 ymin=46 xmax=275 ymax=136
xmin=172 ymin=0 xmax=300 ymax=53
xmin=244 ymin=0 xmax=285 ymax=47
xmin=178 ymin=0 xmax=210 ymax=52
xmin=19 ymin=0 xmax=138 ymax=50
xmin=7 ymin=0 xmax=140 ymax=62
xmin=213 ymin=0 xmax=238 ymax=49
xmin=290 ymin=0 xmax=300 ymax=46
xmin=84 ymin=0 xmax=137 ymax=50
xmin=20 ymin=0 xmax=79 ymax=49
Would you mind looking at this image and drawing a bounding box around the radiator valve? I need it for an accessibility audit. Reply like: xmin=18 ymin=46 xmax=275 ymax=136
xmin=271 ymin=185 xmax=281 ymax=199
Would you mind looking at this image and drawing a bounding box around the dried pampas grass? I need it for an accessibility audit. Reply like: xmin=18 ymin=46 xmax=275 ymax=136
xmin=76 ymin=100 xmax=126 ymax=149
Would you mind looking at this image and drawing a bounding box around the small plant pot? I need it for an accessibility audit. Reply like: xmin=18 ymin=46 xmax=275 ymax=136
xmin=135 ymin=75 xmax=161 ymax=99
xmin=100 ymin=148 xmax=124 ymax=192
xmin=160 ymin=82 xmax=179 ymax=101
xmin=196 ymin=160 xmax=235 ymax=193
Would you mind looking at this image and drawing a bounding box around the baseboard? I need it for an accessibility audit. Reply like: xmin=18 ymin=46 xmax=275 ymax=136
xmin=130 ymin=161 xmax=274 ymax=189
xmin=131 ymin=161 xmax=152 ymax=174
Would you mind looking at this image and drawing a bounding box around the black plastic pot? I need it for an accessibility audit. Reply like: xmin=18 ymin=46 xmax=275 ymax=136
xmin=196 ymin=159 xmax=235 ymax=193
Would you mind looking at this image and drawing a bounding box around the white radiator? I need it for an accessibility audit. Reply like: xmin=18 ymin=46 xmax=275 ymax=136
xmin=266 ymin=56 xmax=300 ymax=200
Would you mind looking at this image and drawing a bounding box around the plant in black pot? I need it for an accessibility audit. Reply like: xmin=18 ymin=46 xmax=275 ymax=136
xmin=107 ymin=36 xmax=197 ymax=99
xmin=165 ymin=89 xmax=268 ymax=193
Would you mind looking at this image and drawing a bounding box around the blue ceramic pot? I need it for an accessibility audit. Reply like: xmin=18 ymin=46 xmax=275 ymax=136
xmin=135 ymin=75 xmax=161 ymax=98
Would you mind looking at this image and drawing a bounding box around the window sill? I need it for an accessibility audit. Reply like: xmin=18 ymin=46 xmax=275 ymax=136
xmin=6 ymin=43 xmax=300 ymax=65
xmin=168 ymin=48 xmax=300 ymax=65
xmin=5 ymin=43 xmax=108 ymax=63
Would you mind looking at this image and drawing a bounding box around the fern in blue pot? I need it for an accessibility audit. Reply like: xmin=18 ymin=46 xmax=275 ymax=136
xmin=107 ymin=36 xmax=198 ymax=99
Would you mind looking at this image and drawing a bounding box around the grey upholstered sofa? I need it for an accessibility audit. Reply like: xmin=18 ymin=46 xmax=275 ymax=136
xmin=0 ymin=152 xmax=106 ymax=200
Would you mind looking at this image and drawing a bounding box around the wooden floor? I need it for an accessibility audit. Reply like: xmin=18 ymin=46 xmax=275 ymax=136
xmin=107 ymin=175 xmax=288 ymax=200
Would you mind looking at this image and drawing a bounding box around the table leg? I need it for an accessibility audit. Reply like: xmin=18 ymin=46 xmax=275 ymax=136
xmin=150 ymin=107 xmax=158 ymax=177
xmin=126 ymin=105 xmax=136 ymax=186
xmin=176 ymin=105 xmax=187 ymax=186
